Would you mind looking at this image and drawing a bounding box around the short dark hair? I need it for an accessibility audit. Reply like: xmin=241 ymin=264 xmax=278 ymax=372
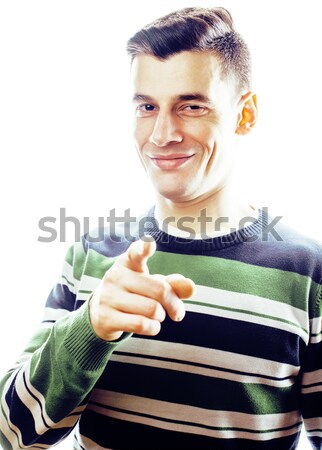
xmin=126 ymin=7 xmax=251 ymax=94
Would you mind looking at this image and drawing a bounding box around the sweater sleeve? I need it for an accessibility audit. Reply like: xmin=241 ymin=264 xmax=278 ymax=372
xmin=0 ymin=242 xmax=130 ymax=450
xmin=301 ymin=279 xmax=322 ymax=449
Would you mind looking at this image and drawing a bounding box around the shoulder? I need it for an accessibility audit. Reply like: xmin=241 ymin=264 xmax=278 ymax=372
xmin=79 ymin=207 xmax=155 ymax=258
xmin=259 ymin=209 xmax=322 ymax=282
xmin=265 ymin=212 xmax=322 ymax=255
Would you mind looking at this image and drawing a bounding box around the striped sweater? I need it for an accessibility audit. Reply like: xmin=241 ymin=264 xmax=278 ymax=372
xmin=1 ymin=207 xmax=322 ymax=449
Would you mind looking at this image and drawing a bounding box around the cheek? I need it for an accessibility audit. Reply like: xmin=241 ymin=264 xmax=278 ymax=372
xmin=133 ymin=118 xmax=153 ymax=148
xmin=188 ymin=120 xmax=217 ymax=147
xmin=133 ymin=120 xmax=142 ymax=146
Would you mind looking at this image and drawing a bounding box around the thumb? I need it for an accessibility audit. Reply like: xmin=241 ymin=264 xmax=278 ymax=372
xmin=123 ymin=236 xmax=156 ymax=273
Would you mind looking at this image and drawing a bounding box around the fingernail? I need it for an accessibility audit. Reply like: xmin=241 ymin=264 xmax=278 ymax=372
xmin=175 ymin=312 xmax=185 ymax=322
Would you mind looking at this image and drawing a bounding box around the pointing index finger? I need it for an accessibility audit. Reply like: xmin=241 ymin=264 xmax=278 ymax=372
xmin=124 ymin=236 xmax=156 ymax=273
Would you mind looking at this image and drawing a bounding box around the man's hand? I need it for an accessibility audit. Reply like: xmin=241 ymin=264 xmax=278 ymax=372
xmin=89 ymin=237 xmax=196 ymax=341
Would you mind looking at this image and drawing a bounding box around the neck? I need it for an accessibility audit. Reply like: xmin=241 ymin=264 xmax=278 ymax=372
xmin=155 ymin=178 xmax=257 ymax=236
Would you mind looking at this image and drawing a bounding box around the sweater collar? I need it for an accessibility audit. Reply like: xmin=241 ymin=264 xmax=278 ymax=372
xmin=138 ymin=206 xmax=269 ymax=253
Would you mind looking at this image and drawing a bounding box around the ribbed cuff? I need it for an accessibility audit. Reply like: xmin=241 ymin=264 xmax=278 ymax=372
xmin=63 ymin=301 xmax=131 ymax=371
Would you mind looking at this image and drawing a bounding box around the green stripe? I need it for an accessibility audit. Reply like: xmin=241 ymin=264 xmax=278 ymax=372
xmin=0 ymin=406 xmax=14 ymax=449
xmin=83 ymin=249 xmax=117 ymax=279
xmin=72 ymin=242 xmax=89 ymax=282
xmin=23 ymin=327 xmax=52 ymax=355
xmin=186 ymin=300 xmax=308 ymax=335
xmin=64 ymin=245 xmax=74 ymax=266
xmin=61 ymin=274 xmax=75 ymax=288
xmin=148 ymin=251 xmax=315 ymax=313
xmin=311 ymin=284 xmax=322 ymax=319
xmin=75 ymin=247 xmax=319 ymax=316
xmin=29 ymin=305 xmax=112 ymax=421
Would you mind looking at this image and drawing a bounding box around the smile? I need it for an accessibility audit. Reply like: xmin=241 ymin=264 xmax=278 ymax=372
xmin=149 ymin=154 xmax=195 ymax=170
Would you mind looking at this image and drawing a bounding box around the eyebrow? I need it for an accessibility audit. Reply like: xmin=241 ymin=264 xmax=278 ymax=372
xmin=132 ymin=93 xmax=213 ymax=104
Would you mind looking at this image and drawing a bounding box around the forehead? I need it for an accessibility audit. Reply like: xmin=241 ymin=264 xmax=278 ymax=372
xmin=131 ymin=51 xmax=234 ymax=102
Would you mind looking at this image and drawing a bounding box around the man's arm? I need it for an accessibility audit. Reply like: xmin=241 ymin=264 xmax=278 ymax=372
xmin=0 ymin=237 xmax=194 ymax=449
xmin=0 ymin=239 xmax=129 ymax=449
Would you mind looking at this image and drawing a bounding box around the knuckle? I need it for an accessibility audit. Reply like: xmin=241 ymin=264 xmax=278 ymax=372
xmin=132 ymin=316 xmax=147 ymax=334
xmin=104 ymin=265 xmax=121 ymax=283
xmin=153 ymin=279 xmax=169 ymax=301
xmin=132 ymin=316 xmax=159 ymax=336
xmin=146 ymin=300 xmax=159 ymax=318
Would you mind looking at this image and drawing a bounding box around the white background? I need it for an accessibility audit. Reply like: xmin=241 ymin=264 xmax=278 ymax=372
xmin=0 ymin=1 xmax=321 ymax=448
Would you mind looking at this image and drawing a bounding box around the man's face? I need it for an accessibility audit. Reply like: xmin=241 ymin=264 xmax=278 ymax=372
xmin=131 ymin=51 xmax=244 ymax=203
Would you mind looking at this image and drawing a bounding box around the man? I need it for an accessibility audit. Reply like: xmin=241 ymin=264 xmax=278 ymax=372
xmin=1 ymin=6 xmax=322 ymax=450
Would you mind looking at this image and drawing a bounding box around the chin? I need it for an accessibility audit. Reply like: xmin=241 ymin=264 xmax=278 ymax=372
xmin=155 ymin=184 xmax=197 ymax=203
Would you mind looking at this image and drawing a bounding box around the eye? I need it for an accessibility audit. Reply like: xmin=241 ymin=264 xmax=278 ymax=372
xmin=180 ymin=104 xmax=208 ymax=116
xmin=135 ymin=104 xmax=158 ymax=117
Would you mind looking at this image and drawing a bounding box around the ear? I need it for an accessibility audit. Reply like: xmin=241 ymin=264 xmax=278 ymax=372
xmin=235 ymin=92 xmax=257 ymax=135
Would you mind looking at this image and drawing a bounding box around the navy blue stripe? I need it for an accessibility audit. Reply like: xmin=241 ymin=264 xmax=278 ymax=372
xmin=45 ymin=283 xmax=76 ymax=311
xmin=133 ymin=312 xmax=304 ymax=366
xmin=22 ymin=371 xmax=50 ymax=428
xmin=214 ymin=234 xmax=322 ymax=283
xmin=95 ymin=362 xmax=299 ymax=414
xmin=301 ymin=342 xmax=322 ymax=372
xmin=4 ymin=374 xmax=72 ymax=447
xmin=78 ymin=410 xmax=300 ymax=450
xmin=0 ymin=404 xmax=44 ymax=449
xmin=5 ymin=380 xmax=39 ymax=445
xmin=37 ymin=428 xmax=72 ymax=446
xmin=309 ymin=436 xmax=322 ymax=448
xmin=302 ymin=391 xmax=322 ymax=418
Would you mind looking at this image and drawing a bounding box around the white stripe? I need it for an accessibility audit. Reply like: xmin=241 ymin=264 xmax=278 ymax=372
xmin=72 ymin=405 xmax=88 ymax=415
xmin=15 ymin=361 xmax=84 ymax=434
xmin=302 ymin=368 xmax=322 ymax=387
xmin=78 ymin=274 xmax=101 ymax=292
xmin=304 ymin=417 xmax=322 ymax=431
xmin=0 ymin=390 xmax=49 ymax=449
xmin=195 ymin=285 xmax=308 ymax=328
xmin=72 ymin=273 xmax=101 ymax=302
xmin=111 ymin=354 xmax=294 ymax=388
xmin=0 ymin=372 xmax=26 ymax=449
xmin=310 ymin=317 xmax=322 ymax=343
xmin=42 ymin=307 xmax=70 ymax=322
xmin=15 ymin=361 xmax=56 ymax=433
xmin=88 ymin=398 xmax=301 ymax=441
xmin=76 ymin=291 xmax=93 ymax=302
xmin=301 ymin=385 xmax=322 ymax=395
xmin=310 ymin=335 xmax=322 ymax=344
xmin=188 ymin=285 xmax=309 ymax=342
xmin=306 ymin=430 xmax=322 ymax=438
xmin=114 ymin=337 xmax=299 ymax=382
xmin=59 ymin=260 xmax=79 ymax=293
xmin=90 ymin=390 xmax=301 ymax=433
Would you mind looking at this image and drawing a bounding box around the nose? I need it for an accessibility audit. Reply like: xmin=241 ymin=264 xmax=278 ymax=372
xmin=149 ymin=112 xmax=183 ymax=147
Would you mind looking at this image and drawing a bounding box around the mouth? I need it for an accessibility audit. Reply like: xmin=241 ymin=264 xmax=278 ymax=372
xmin=149 ymin=154 xmax=195 ymax=170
